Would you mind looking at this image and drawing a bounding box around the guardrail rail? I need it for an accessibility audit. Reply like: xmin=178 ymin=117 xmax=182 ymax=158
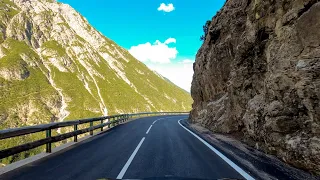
xmin=0 ymin=112 xmax=188 ymax=160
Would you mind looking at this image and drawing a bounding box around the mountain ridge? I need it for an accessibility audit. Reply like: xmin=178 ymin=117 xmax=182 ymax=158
xmin=0 ymin=0 xmax=192 ymax=128
xmin=0 ymin=0 xmax=192 ymax=164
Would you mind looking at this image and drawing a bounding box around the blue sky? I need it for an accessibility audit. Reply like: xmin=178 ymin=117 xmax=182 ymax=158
xmin=59 ymin=0 xmax=225 ymax=91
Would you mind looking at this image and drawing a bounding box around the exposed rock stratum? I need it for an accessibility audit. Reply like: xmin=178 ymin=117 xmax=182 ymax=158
xmin=0 ymin=0 xmax=192 ymax=130
xmin=191 ymin=0 xmax=320 ymax=175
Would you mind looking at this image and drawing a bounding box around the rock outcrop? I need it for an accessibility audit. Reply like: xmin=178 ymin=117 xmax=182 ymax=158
xmin=0 ymin=0 xmax=192 ymax=165
xmin=191 ymin=0 xmax=320 ymax=175
xmin=0 ymin=0 xmax=192 ymax=130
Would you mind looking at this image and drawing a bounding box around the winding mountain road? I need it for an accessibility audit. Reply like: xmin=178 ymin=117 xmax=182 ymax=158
xmin=0 ymin=115 xmax=253 ymax=180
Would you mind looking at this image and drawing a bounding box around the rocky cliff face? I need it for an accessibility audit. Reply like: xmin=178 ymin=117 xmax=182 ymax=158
xmin=0 ymin=0 xmax=192 ymax=130
xmin=191 ymin=0 xmax=320 ymax=174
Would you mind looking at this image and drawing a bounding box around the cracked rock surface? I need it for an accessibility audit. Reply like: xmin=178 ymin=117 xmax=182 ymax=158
xmin=191 ymin=0 xmax=320 ymax=175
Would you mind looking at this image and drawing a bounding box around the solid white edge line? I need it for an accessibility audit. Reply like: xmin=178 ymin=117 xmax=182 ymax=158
xmin=146 ymin=125 xmax=153 ymax=134
xmin=178 ymin=119 xmax=255 ymax=180
xmin=117 ymin=116 xmax=179 ymax=178
xmin=116 ymin=137 xmax=145 ymax=179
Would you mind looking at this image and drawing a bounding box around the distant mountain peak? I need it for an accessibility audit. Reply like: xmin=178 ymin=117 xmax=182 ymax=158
xmin=0 ymin=0 xmax=192 ymax=130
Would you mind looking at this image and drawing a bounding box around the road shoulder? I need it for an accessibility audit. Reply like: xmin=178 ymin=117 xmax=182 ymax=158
xmin=180 ymin=119 xmax=318 ymax=180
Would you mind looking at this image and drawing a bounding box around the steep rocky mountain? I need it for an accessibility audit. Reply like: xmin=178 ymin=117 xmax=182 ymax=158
xmin=191 ymin=0 xmax=319 ymax=175
xmin=0 ymin=0 xmax=192 ymax=129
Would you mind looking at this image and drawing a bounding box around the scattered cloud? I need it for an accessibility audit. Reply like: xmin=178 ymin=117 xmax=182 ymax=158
xmin=147 ymin=59 xmax=194 ymax=92
xmin=129 ymin=38 xmax=178 ymax=64
xmin=129 ymin=38 xmax=194 ymax=91
xmin=181 ymin=59 xmax=194 ymax=64
xmin=157 ymin=3 xmax=175 ymax=13
xmin=164 ymin=38 xmax=176 ymax=44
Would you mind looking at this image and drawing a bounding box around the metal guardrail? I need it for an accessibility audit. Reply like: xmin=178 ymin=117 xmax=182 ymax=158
xmin=0 ymin=112 xmax=188 ymax=159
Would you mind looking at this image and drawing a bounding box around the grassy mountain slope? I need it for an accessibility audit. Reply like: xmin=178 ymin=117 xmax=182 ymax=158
xmin=0 ymin=0 xmax=192 ymax=164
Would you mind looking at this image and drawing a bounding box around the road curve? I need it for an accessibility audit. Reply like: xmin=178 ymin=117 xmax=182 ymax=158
xmin=0 ymin=115 xmax=248 ymax=180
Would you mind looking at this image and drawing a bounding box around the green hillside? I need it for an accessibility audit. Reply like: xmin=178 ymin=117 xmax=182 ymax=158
xmin=0 ymin=0 xmax=192 ymax=165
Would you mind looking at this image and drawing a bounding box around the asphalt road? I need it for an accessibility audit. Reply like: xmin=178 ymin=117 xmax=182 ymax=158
xmin=0 ymin=115 xmax=250 ymax=180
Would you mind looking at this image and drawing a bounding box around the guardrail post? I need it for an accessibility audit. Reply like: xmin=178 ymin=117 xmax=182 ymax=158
xmin=90 ymin=121 xmax=93 ymax=135
xmin=101 ymin=119 xmax=104 ymax=131
xmin=112 ymin=117 xmax=115 ymax=127
xmin=46 ymin=129 xmax=52 ymax=153
xmin=74 ymin=124 xmax=78 ymax=142
xmin=108 ymin=118 xmax=111 ymax=128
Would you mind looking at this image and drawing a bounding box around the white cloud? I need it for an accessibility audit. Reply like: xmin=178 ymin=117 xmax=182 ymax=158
xmin=164 ymin=38 xmax=176 ymax=44
xmin=157 ymin=3 xmax=175 ymax=12
xmin=181 ymin=59 xmax=194 ymax=64
xmin=147 ymin=59 xmax=195 ymax=92
xmin=129 ymin=38 xmax=178 ymax=64
xmin=129 ymin=38 xmax=194 ymax=91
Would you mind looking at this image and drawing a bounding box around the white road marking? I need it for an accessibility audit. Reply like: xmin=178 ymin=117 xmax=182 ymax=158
xmin=148 ymin=116 xmax=179 ymax=134
xmin=178 ymin=119 xmax=255 ymax=180
xmin=117 ymin=116 xmax=183 ymax=178
xmin=116 ymin=137 xmax=145 ymax=179
xmin=152 ymin=117 xmax=165 ymax=124
xmin=146 ymin=125 xmax=153 ymax=134
xmin=152 ymin=116 xmax=183 ymax=124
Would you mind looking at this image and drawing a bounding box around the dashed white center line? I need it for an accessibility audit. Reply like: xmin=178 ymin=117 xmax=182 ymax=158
xmin=152 ymin=117 xmax=170 ymax=124
xmin=116 ymin=137 xmax=145 ymax=179
xmin=116 ymin=116 xmax=189 ymax=179
xmin=146 ymin=125 xmax=153 ymax=134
